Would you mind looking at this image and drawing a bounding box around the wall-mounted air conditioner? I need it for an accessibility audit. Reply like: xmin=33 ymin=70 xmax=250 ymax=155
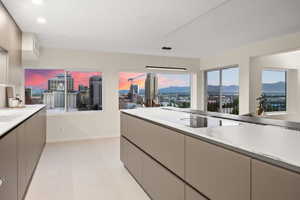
xmin=22 ymin=32 xmax=40 ymax=60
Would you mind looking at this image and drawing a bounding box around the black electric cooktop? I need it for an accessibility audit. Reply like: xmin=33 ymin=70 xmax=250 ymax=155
xmin=180 ymin=114 xmax=240 ymax=128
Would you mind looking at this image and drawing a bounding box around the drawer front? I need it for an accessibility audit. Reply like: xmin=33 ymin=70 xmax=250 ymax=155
xmin=0 ymin=130 xmax=18 ymax=200
xmin=185 ymin=185 xmax=207 ymax=200
xmin=141 ymin=153 xmax=184 ymax=200
xmin=185 ymin=136 xmax=251 ymax=200
xmin=121 ymin=113 xmax=185 ymax=178
xmin=252 ymin=159 xmax=300 ymax=200
xmin=121 ymin=137 xmax=143 ymax=183
xmin=120 ymin=114 xmax=144 ymax=144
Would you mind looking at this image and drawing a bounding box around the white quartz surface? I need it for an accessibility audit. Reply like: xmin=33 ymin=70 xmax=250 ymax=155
xmin=0 ymin=105 xmax=45 ymax=137
xmin=122 ymin=108 xmax=300 ymax=172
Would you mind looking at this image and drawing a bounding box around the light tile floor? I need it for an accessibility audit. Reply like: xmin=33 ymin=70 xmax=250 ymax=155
xmin=25 ymin=138 xmax=150 ymax=200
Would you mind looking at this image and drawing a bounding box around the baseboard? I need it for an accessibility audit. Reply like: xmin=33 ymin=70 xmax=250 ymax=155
xmin=47 ymin=135 xmax=120 ymax=143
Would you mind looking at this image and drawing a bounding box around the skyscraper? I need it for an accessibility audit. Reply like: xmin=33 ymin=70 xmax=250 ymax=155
xmin=48 ymin=73 xmax=74 ymax=91
xmin=89 ymin=76 xmax=102 ymax=110
xmin=144 ymin=73 xmax=158 ymax=107
xmin=128 ymin=84 xmax=139 ymax=102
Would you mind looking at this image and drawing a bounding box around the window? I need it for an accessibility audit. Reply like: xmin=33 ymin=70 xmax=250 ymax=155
xmin=25 ymin=69 xmax=102 ymax=112
xmin=206 ymin=67 xmax=239 ymax=115
xmin=262 ymin=70 xmax=287 ymax=112
xmin=119 ymin=72 xmax=191 ymax=109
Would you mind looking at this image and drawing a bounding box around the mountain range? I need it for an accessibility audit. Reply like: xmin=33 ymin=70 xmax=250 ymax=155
xmin=207 ymin=81 xmax=285 ymax=94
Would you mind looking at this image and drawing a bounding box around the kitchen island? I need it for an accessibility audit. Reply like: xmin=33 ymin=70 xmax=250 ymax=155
xmin=120 ymin=107 xmax=300 ymax=200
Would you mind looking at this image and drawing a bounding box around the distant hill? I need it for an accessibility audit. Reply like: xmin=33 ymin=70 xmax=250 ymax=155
xmin=208 ymin=81 xmax=285 ymax=95
xmin=207 ymin=85 xmax=239 ymax=94
xmin=119 ymin=82 xmax=285 ymax=96
xmin=262 ymin=81 xmax=285 ymax=93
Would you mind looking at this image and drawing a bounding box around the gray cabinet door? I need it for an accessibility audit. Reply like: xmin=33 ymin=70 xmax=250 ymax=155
xmin=121 ymin=113 xmax=185 ymax=178
xmin=185 ymin=185 xmax=207 ymax=200
xmin=0 ymin=130 xmax=18 ymax=200
xmin=121 ymin=137 xmax=143 ymax=183
xmin=252 ymin=159 xmax=300 ymax=200
xmin=185 ymin=136 xmax=251 ymax=200
xmin=17 ymin=124 xmax=27 ymax=200
xmin=141 ymin=153 xmax=185 ymax=200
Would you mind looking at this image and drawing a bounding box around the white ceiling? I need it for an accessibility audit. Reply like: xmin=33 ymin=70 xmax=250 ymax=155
xmin=3 ymin=0 xmax=300 ymax=58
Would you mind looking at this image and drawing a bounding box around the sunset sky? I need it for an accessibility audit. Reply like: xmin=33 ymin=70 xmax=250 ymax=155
xmin=119 ymin=72 xmax=190 ymax=90
xmin=25 ymin=69 xmax=190 ymax=91
xmin=25 ymin=69 xmax=102 ymax=90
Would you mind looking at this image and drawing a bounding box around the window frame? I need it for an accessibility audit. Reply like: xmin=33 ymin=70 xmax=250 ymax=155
xmin=204 ymin=65 xmax=239 ymax=114
xmin=261 ymin=69 xmax=287 ymax=113
xmin=24 ymin=67 xmax=103 ymax=113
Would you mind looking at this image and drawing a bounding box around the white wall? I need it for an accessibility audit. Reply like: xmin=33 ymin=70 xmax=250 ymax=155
xmin=23 ymin=48 xmax=200 ymax=142
xmin=199 ymin=31 xmax=300 ymax=115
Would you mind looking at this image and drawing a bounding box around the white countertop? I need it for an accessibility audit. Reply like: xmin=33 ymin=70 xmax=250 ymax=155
xmin=121 ymin=108 xmax=300 ymax=173
xmin=0 ymin=105 xmax=45 ymax=137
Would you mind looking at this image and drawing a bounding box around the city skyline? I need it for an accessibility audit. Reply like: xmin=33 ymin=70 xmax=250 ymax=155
xmin=25 ymin=69 xmax=102 ymax=90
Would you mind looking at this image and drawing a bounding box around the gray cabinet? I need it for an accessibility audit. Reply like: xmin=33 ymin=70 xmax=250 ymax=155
xmin=121 ymin=136 xmax=185 ymax=200
xmin=0 ymin=129 xmax=18 ymax=200
xmin=141 ymin=150 xmax=185 ymax=200
xmin=121 ymin=113 xmax=185 ymax=178
xmin=185 ymin=185 xmax=207 ymax=200
xmin=17 ymin=124 xmax=27 ymax=200
xmin=121 ymin=137 xmax=143 ymax=183
xmin=252 ymin=159 xmax=300 ymax=200
xmin=1 ymin=108 xmax=46 ymax=200
xmin=185 ymin=136 xmax=251 ymax=200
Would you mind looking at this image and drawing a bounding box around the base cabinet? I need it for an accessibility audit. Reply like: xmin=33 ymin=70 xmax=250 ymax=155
xmin=0 ymin=107 xmax=46 ymax=200
xmin=185 ymin=136 xmax=251 ymax=200
xmin=0 ymin=130 xmax=18 ymax=200
xmin=121 ymin=113 xmax=185 ymax=178
xmin=17 ymin=124 xmax=27 ymax=200
xmin=121 ymin=137 xmax=143 ymax=183
xmin=252 ymin=159 xmax=300 ymax=200
xmin=121 ymin=136 xmax=184 ymax=200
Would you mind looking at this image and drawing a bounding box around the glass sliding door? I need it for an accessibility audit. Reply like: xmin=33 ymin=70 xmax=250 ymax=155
xmin=205 ymin=66 xmax=239 ymax=115
xmin=206 ymin=70 xmax=221 ymax=112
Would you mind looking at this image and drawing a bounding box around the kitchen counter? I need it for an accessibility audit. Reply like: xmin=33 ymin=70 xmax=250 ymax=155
xmin=0 ymin=105 xmax=46 ymax=138
xmin=121 ymin=107 xmax=300 ymax=174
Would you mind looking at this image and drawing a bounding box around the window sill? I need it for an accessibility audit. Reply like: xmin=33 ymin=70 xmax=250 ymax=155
xmin=264 ymin=111 xmax=287 ymax=116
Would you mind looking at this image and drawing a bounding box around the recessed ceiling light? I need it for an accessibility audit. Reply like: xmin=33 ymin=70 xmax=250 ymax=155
xmin=37 ymin=17 xmax=47 ymax=24
xmin=32 ymin=0 xmax=44 ymax=5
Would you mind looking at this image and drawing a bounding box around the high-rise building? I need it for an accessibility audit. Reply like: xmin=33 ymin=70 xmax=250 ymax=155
xmin=144 ymin=73 xmax=158 ymax=107
xmin=48 ymin=73 xmax=74 ymax=91
xmin=25 ymin=88 xmax=32 ymax=104
xmin=43 ymin=91 xmax=77 ymax=110
xmin=89 ymin=76 xmax=102 ymax=110
xmin=128 ymin=84 xmax=139 ymax=102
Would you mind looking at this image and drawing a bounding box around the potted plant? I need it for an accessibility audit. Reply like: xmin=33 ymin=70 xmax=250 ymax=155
xmin=256 ymin=93 xmax=267 ymax=116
